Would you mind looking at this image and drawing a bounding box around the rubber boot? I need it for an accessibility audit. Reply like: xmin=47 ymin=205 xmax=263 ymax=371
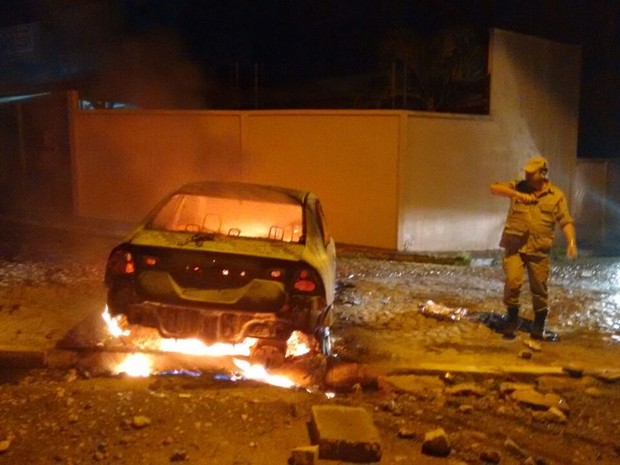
xmin=530 ymin=309 xmax=549 ymax=340
xmin=501 ymin=306 xmax=519 ymax=338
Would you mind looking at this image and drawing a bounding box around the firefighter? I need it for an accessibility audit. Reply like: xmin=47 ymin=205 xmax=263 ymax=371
xmin=490 ymin=156 xmax=578 ymax=340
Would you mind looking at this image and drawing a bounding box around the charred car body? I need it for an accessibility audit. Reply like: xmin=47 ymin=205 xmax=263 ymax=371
xmin=104 ymin=181 xmax=336 ymax=362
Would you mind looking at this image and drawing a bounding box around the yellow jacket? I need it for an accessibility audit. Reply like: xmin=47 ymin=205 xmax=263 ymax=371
xmin=499 ymin=180 xmax=574 ymax=255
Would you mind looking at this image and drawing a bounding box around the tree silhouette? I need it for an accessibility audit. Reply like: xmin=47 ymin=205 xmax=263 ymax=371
xmin=379 ymin=26 xmax=489 ymax=113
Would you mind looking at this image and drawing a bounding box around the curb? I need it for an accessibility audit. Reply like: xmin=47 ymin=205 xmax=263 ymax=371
xmin=0 ymin=346 xmax=47 ymax=369
xmin=324 ymin=361 xmax=620 ymax=389
xmin=384 ymin=363 xmax=619 ymax=381
xmin=0 ymin=347 xmax=87 ymax=370
xmin=3 ymin=347 xmax=618 ymax=385
xmin=387 ymin=363 xmax=566 ymax=377
xmin=0 ymin=214 xmax=132 ymax=238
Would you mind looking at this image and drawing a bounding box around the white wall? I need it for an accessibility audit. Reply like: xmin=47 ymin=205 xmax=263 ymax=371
xmin=401 ymin=113 xmax=505 ymax=251
xmin=573 ymin=159 xmax=620 ymax=248
xmin=399 ymin=29 xmax=581 ymax=251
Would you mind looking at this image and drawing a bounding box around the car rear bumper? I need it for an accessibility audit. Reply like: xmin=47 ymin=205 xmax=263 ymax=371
xmin=124 ymin=301 xmax=302 ymax=343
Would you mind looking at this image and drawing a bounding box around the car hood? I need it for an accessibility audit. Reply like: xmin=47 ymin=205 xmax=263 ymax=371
xmin=128 ymin=228 xmax=306 ymax=262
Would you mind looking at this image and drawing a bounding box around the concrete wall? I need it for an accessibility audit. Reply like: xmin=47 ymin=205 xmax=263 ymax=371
xmin=71 ymin=29 xmax=581 ymax=252
xmin=241 ymin=112 xmax=402 ymax=249
xmin=73 ymin=109 xmax=402 ymax=249
xmin=401 ymin=113 xmax=503 ymax=251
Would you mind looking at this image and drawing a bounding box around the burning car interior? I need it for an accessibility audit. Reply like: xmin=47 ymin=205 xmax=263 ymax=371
xmin=149 ymin=193 xmax=304 ymax=243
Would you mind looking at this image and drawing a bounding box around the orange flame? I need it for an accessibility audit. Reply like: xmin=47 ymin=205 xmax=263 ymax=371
xmin=158 ymin=337 xmax=258 ymax=356
xmin=114 ymin=353 xmax=152 ymax=377
xmin=232 ymin=359 xmax=296 ymax=388
xmin=285 ymin=331 xmax=311 ymax=357
xmin=102 ymin=306 xmax=130 ymax=337
xmin=101 ymin=306 xmax=259 ymax=356
xmin=101 ymin=307 xmax=313 ymax=389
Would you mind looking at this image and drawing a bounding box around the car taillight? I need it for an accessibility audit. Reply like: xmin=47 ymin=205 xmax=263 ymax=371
xmin=294 ymin=269 xmax=317 ymax=293
xmin=269 ymin=268 xmax=283 ymax=279
xmin=108 ymin=250 xmax=135 ymax=275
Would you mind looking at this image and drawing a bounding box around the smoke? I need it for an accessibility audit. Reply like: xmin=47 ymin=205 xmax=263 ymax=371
xmin=30 ymin=1 xmax=214 ymax=109
xmin=87 ymin=28 xmax=213 ymax=109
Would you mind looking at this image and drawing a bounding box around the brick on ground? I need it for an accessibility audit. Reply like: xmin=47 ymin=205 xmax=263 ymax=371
xmin=310 ymin=405 xmax=381 ymax=463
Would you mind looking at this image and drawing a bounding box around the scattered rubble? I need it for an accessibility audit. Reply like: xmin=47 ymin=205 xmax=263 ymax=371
xmin=0 ymin=223 xmax=619 ymax=464
xmin=169 ymin=449 xmax=189 ymax=462
xmin=0 ymin=439 xmax=10 ymax=454
xmin=510 ymin=389 xmax=570 ymax=413
xmin=562 ymin=363 xmax=585 ymax=378
xmin=479 ymin=449 xmax=502 ymax=463
xmin=522 ymin=339 xmax=543 ymax=352
xmin=444 ymin=382 xmax=486 ymax=397
xmin=421 ymin=427 xmax=451 ymax=457
xmin=504 ymin=437 xmax=527 ymax=458
xmin=593 ymin=369 xmax=620 ymax=383
xmin=131 ymin=415 xmax=152 ymax=429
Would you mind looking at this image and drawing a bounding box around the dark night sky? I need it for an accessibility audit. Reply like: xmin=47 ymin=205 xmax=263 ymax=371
xmin=1 ymin=0 xmax=618 ymax=158
xmin=118 ymin=0 xmax=584 ymax=80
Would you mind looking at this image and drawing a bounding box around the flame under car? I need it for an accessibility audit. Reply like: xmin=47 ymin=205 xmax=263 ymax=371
xmin=104 ymin=181 xmax=336 ymax=364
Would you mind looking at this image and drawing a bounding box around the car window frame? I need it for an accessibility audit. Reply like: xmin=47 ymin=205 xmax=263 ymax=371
xmin=315 ymin=200 xmax=331 ymax=246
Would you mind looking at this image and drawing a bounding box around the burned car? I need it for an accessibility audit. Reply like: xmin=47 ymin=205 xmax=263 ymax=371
xmin=104 ymin=181 xmax=336 ymax=363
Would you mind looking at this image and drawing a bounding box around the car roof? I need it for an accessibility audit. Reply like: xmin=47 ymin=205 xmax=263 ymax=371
xmin=175 ymin=181 xmax=310 ymax=204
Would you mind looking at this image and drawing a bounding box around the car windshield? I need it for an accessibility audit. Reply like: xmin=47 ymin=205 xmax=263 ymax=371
xmin=148 ymin=193 xmax=304 ymax=243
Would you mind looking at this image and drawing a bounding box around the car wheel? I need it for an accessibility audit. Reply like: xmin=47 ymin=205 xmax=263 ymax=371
xmin=251 ymin=342 xmax=286 ymax=369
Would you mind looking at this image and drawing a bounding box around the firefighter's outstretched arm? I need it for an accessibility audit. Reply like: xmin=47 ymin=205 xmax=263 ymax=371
xmin=490 ymin=182 xmax=537 ymax=204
